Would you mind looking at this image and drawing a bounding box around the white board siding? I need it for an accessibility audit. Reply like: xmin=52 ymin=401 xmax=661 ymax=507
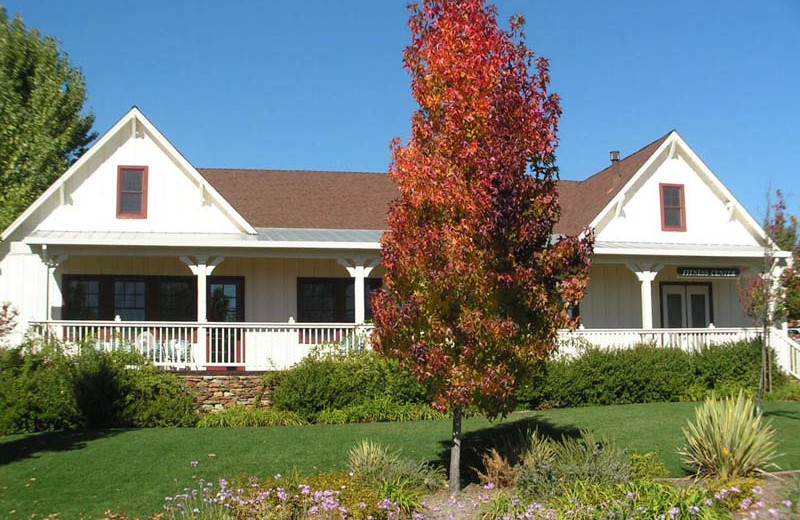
xmin=20 ymin=123 xmax=243 ymax=238
xmin=579 ymin=264 xmax=642 ymax=329
xmin=597 ymin=153 xmax=761 ymax=247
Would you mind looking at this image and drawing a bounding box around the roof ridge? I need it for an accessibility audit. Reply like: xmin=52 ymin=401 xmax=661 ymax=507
xmin=578 ymin=130 xmax=673 ymax=184
xmin=198 ymin=167 xmax=387 ymax=176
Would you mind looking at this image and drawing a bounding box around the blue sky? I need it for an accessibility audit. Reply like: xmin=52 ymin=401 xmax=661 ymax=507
xmin=4 ymin=1 xmax=800 ymax=220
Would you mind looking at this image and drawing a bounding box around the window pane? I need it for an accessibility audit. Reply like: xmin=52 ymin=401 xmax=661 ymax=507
xmin=158 ymin=280 xmax=194 ymax=321
xmin=344 ymin=283 xmax=355 ymax=322
xmin=666 ymin=294 xmax=683 ymax=328
xmin=365 ymin=279 xmax=383 ymax=321
xmin=299 ymin=281 xmax=335 ymax=322
xmin=663 ymin=187 xmax=679 ymax=207
xmin=690 ymin=294 xmax=707 ymax=328
xmin=114 ymin=280 xmax=146 ymax=320
xmin=65 ymin=280 xmax=100 ymax=319
xmin=209 ymin=283 xmax=239 ymax=322
xmin=664 ymin=207 xmax=682 ymax=228
xmin=120 ymin=192 xmax=142 ymax=214
xmin=121 ymin=169 xmax=143 ymax=191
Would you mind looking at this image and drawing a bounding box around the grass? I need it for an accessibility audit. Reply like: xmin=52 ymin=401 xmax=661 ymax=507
xmin=1 ymin=401 xmax=799 ymax=519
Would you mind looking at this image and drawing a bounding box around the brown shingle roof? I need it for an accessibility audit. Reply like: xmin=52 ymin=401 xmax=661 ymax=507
xmin=198 ymin=132 xmax=671 ymax=234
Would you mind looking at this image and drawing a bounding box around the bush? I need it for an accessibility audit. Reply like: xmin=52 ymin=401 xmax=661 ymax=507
xmin=270 ymin=349 xmax=427 ymax=421
xmin=316 ymin=397 xmax=445 ymax=424
xmin=0 ymin=341 xmax=197 ymax=433
xmin=0 ymin=343 xmax=83 ymax=434
xmin=347 ymin=440 xmax=445 ymax=494
xmin=516 ymin=430 xmax=632 ymax=500
xmin=680 ymin=392 xmax=778 ymax=480
xmin=122 ymin=364 xmax=197 ymax=427
xmin=197 ymin=406 xmax=305 ymax=427
xmin=517 ymin=340 xmax=784 ymax=410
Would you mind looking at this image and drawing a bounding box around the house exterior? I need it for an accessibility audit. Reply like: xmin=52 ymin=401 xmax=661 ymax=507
xmin=1 ymin=107 xmax=797 ymax=376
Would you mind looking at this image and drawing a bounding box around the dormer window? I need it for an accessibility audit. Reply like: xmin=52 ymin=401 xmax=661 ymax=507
xmin=660 ymin=183 xmax=685 ymax=231
xmin=117 ymin=166 xmax=148 ymax=218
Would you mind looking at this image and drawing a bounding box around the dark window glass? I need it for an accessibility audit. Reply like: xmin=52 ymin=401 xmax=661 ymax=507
xmin=666 ymin=294 xmax=683 ymax=328
xmin=364 ymin=279 xmax=383 ymax=321
xmin=661 ymin=185 xmax=684 ymax=230
xmin=299 ymin=280 xmax=337 ymax=322
xmin=158 ymin=280 xmax=195 ymax=321
xmin=298 ymin=278 xmax=383 ymax=323
xmin=64 ymin=280 xmax=101 ymax=319
xmin=690 ymin=293 xmax=707 ymax=328
xmin=208 ymin=280 xmax=242 ymax=322
xmin=120 ymin=192 xmax=143 ymax=214
xmin=113 ymin=280 xmax=146 ymax=321
xmin=117 ymin=167 xmax=146 ymax=216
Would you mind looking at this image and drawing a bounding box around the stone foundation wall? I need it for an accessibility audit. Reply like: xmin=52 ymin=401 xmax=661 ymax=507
xmin=179 ymin=373 xmax=272 ymax=412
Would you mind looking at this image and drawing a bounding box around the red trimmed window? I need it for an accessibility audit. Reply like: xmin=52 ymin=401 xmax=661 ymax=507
xmin=660 ymin=183 xmax=686 ymax=231
xmin=117 ymin=166 xmax=148 ymax=218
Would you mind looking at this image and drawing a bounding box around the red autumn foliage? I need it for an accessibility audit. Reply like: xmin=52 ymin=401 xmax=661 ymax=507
xmin=371 ymin=0 xmax=594 ymax=419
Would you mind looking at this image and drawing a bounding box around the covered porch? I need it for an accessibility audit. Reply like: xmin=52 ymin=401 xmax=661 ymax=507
xmin=22 ymin=237 xmax=800 ymax=377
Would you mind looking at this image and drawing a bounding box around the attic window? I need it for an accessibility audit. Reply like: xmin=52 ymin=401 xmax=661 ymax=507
xmin=117 ymin=166 xmax=148 ymax=218
xmin=660 ymin=183 xmax=685 ymax=231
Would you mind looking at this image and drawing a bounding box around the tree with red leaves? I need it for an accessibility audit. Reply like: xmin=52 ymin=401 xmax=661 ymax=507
xmin=371 ymin=0 xmax=593 ymax=493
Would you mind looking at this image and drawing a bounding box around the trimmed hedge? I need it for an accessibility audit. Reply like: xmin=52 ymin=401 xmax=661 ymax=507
xmin=0 ymin=342 xmax=197 ymax=434
xmin=517 ymin=339 xmax=782 ymax=410
xmin=268 ymin=349 xmax=427 ymax=421
xmin=197 ymin=407 xmax=305 ymax=427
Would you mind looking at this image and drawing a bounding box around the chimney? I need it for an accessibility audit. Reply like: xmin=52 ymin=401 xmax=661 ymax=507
xmin=610 ymin=150 xmax=620 ymax=164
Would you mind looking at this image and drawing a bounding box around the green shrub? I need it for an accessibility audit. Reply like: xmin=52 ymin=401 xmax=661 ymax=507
xmin=516 ymin=430 xmax=632 ymax=500
xmin=122 ymin=364 xmax=197 ymax=427
xmin=197 ymin=406 xmax=305 ymax=427
xmin=0 ymin=340 xmax=197 ymax=433
xmin=680 ymin=391 xmax=778 ymax=480
xmin=519 ymin=345 xmax=694 ymax=409
xmin=0 ymin=343 xmax=83 ymax=434
xmin=316 ymin=397 xmax=445 ymax=424
xmin=270 ymin=349 xmax=426 ymax=421
xmin=692 ymin=339 xmax=778 ymax=395
xmin=517 ymin=340 xmax=782 ymax=410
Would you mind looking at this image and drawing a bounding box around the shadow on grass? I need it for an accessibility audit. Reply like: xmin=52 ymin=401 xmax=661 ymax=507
xmin=764 ymin=408 xmax=800 ymax=422
xmin=435 ymin=415 xmax=581 ymax=486
xmin=0 ymin=429 xmax=123 ymax=465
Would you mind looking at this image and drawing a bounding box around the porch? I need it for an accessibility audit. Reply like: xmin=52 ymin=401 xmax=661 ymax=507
xmin=27 ymin=320 xmax=800 ymax=378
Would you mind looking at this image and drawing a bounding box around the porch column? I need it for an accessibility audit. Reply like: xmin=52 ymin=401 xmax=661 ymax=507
xmin=40 ymin=245 xmax=67 ymax=321
xmin=180 ymin=255 xmax=225 ymax=366
xmin=338 ymin=257 xmax=378 ymax=324
xmin=627 ymin=263 xmax=661 ymax=329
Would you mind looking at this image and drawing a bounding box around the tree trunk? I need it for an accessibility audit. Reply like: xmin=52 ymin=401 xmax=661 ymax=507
xmin=449 ymin=407 xmax=462 ymax=495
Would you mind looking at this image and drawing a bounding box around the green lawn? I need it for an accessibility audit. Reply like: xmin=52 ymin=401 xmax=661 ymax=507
xmin=2 ymin=401 xmax=799 ymax=519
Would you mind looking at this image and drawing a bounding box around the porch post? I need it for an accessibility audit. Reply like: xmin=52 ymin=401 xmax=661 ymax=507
xmin=338 ymin=257 xmax=378 ymax=324
xmin=40 ymin=245 xmax=67 ymax=321
xmin=627 ymin=263 xmax=661 ymax=329
xmin=180 ymin=255 xmax=225 ymax=366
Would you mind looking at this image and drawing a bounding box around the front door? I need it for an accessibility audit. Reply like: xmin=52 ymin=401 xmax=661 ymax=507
xmin=661 ymin=284 xmax=711 ymax=328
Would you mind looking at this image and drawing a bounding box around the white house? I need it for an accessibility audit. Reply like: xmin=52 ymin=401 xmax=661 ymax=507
xmin=0 ymin=107 xmax=797 ymax=375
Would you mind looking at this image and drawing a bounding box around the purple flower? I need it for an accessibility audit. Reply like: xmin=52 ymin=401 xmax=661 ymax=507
xmin=669 ymin=507 xmax=680 ymax=519
xmin=784 ymin=500 xmax=793 ymax=508
xmin=483 ymin=482 xmax=496 ymax=490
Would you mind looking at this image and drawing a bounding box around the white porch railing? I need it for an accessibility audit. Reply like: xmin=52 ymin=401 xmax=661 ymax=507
xmin=28 ymin=321 xmax=374 ymax=370
xmin=26 ymin=321 xmax=800 ymax=378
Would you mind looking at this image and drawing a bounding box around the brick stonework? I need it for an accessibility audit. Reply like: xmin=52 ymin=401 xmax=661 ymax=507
xmin=179 ymin=373 xmax=272 ymax=412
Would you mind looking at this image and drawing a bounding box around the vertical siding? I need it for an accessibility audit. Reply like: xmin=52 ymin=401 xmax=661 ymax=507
xmin=580 ymin=264 xmax=642 ymax=328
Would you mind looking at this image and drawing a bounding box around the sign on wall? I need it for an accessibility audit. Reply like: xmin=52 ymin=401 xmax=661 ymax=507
xmin=677 ymin=267 xmax=740 ymax=279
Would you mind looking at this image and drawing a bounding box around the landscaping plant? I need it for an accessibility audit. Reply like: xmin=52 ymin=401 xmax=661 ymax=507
xmin=680 ymin=391 xmax=778 ymax=480
xmin=372 ymin=0 xmax=593 ymax=492
xmin=197 ymin=406 xmax=305 ymax=427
